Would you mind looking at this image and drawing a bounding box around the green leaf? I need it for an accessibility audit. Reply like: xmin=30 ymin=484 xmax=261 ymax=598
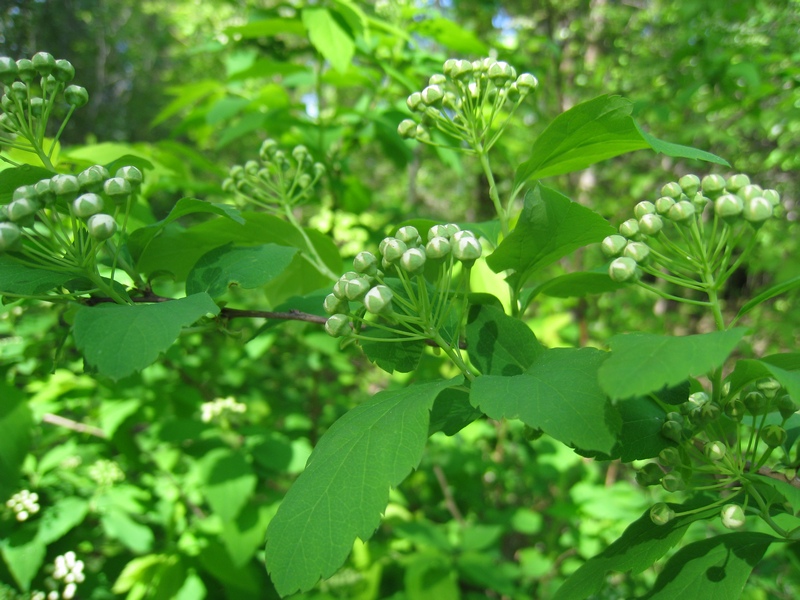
xmin=470 ymin=348 xmax=621 ymax=453
xmin=1 ymin=531 xmax=45 ymax=592
xmin=0 ymin=165 xmax=53 ymax=204
xmin=198 ymin=448 xmax=257 ymax=523
xmin=185 ymin=243 xmax=297 ymax=298
xmin=360 ymin=329 xmax=426 ymax=373
xmin=526 ymin=270 xmax=624 ymax=303
xmin=411 ymin=17 xmax=488 ymax=54
xmin=112 ymin=554 xmax=188 ymax=600
xmin=0 ymin=256 xmax=87 ymax=296
xmin=514 ymin=96 xmax=727 ymax=188
xmin=644 ymin=533 xmax=775 ymax=599
xmin=553 ymin=503 xmax=707 ymax=600
xmin=726 ymin=353 xmax=800 ymax=398
xmin=428 ymin=387 xmax=483 ymax=436
xmin=613 ymin=396 xmax=670 ymax=462
xmin=734 ymin=275 xmax=800 ymax=323
xmin=265 ymin=377 xmax=461 ymax=596
xmin=302 ymin=7 xmax=355 ymax=73
xmin=598 ymin=329 xmax=748 ymax=400
xmin=220 ymin=503 xmax=276 ymax=568
xmin=634 ymin=123 xmax=731 ymax=168
xmin=486 ymin=185 xmax=615 ymax=285
xmin=749 ymin=474 xmax=800 ymax=514
xmin=101 ymin=508 xmax=155 ymax=554
xmin=466 ymin=303 xmax=544 ymax=376
xmin=36 ymin=496 xmax=90 ymax=545
xmin=73 ymin=293 xmax=220 ymax=380
xmin=0 ymin=381 xmax=32 ymax=500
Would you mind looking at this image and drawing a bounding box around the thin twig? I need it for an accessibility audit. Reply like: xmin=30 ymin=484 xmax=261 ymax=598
xmin=42 ymin=413 xmax=107 ymax=438
xmin=433 ymin=464 xmax=465 ymax=525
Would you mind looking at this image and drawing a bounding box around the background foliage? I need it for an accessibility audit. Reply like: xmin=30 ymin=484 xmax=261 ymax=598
xmin=1 ymin=0 xmax=799 ymax=598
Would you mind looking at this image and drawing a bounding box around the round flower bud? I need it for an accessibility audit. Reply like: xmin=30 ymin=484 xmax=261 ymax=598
xmin=443 ymin=59 xmax=459 ymax=77
xmin=755 ymin=377 xmax=781 ymax=399
xmin=623 ymin=241 xmax=650 ymax=264
xmin=635 ymin=462 xmax=664 ymax=487
xmin=33 ymin=179 xmax=55 ymax=205
xmin=714 ymin=194 xmax=743 ymax=222
xmin=313 ymin=163 xmax=325 ymax=178
xmin=32 ymin=52 xmax=56 ymax=76
xmin=701 ymin=174 xmax=726 ymax=198
xmin=762 ymin=189 xmax=780 ymax=207
xmin=54 ymin=59 xmax=75 ymax=82
xmin=0 ymin=57 xmax=18 ymax=85
xmin=7 ymin=197 xmax=40 ymax=223
xmin=601 ymin=234 xmax=627 ymax=257
xmin=638 ymin=213 xmax=663 ymax=236
xmin=720 ymin=504 xmax=746 ymax=529
xmin=776 ymin=394 xmax=797 ymax=421
xmin=428 ymin=74 xmax=446 ymax=86
xmin=116 ymin=165 xmax=143 ymax=190
xmin=64 ymin=85 xmax=89 ymax=107
xmin=12 ymin=185 xmax=36 ymax=201
xmin=655 ymin=196 xmax=675 ymax=215
xmin=397 ymin=119 xmax=417 ymax=138
xmin=724 ymin=397 xmax=745 ymax=421
xmin=364 ymin=285 xmax=393 ymax=315
xmin=400 ymin=247 xmax=426 ymax=274
xmin=618 ymin=218 xmax=640 ymax=238
xmin=650 ymin=503 xmax=675 ymax=526
xmin=487 ymin=61 xmax=515 ymax=82
xmin=244 ymin=160 xmax=259 ymax=175
xmin=658 ymin=447 xmax=682 ymax=468
xmin=661 ymin=472 xmax=685 ymax=492
xmin=381 ymin=237 xmax=407 ymax=263
xmin=690 ymin=192 xmax=710 ymax=211
xmin=427 ymin=224 xmax=450 ymax=241
xmin=15 ymin=59 xmax=35 ymax=83
xmin=426 ymin=236 xmax=451 ymax=260
xmin=291 ymin=145 xmax=309 ymax=164
xmin=697 ymin=401 xmax=721 ymax=425
xmin=704 ymin=440 xmax=727 ymax=462
xmin=353 ymin=251 xmax=378 ymax=276
xmin=743 ymin=196 xmax=772 ymax=224
xmin=29 ymin=96 xmax=44 ymax=117
xmin=660 ymin=419 xmax=683 ymax=443
xmin=406 ymin=92 xmax=423 ymax=112
xmin=87 ymin=214 xmax=117 ymax=240
xmin=344 ymin=276 xmax=372 ymax=301
xmin=0 ymin=222 xmax=22 ymax=252
xmin=726 ymin=174 xmax=750 ymax=192
xmin=661 ymin=182 xmax=683 ymax=199
xmin=634 ymin=201 xmax=656 ymax=219
xmin=738 ymin=184 xmax=764 ymax=201
xmin=760 ymin=424 xmax=787 ymax=448
xmin=42 ymin=74 xmax=58 ymax=95
xmin=323 ymin=293 xmax=348 ymax=315
xmin=667 ymin=200 xmax=695 ymax=223
xmin=453 ymin=236 xmax=482 ymax=265
xmin=103 ymin=177 xmax=132 ymax=203
xmin=452 ymin=229 xmax=475 ymax=243
xmin=608 ymin=257 xmax=640 ymax=283
xmin=73 ymin=193 xmax=104 ymax=219
xmin=325 ymin=314 xmax=351 ymax=338
xmin=9 ymin=81 xmax=28 ymax=101
xmin=396 ymin=225 xmax=421 ymax=247
xmin=421 ymin=85 xmax=444 ymax=106
xmin=452 ymin=59 xmax=473 ymax=80
xmin=78 ymin=165 xmax=110 ymax=192
xmin=678 ymin=174 xmax=701 ymax=196
xmin=51 ymin=174 xmax=80 ymax=201
xmin=442 ymin=223 xmax=460 ymax=238
xmin=414 ymin=124 xmax=430 ymax=141
xmin=743 ymin=390 xmax=767 ymax=415
xmin=516 ymin=73 xmax=538 ymax=92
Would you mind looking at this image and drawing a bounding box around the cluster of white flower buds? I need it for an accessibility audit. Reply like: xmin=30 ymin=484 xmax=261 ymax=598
xmin=5 ymin=489 xmax=40 ymax=521
xmin=324 ymin=223 xmax=481 ymax=340
xmin=603 ymin=173 xmax=781 ymax=284
xmin=397 ymin=57 xmax=537 ymax=151
xmin=0 ymin=53 xmax=88 ymax=156
xmin=0 ymin=165 xmax=142 ymax=262
xmin=50 ymin=552 xmax=85 ymax=600
xmin=87 ymin=459 xmax=125 ymax=486
xmin=222 ymin=138 xmax=325 ymax=211
xmin=201 ymin=395 xmax=247 ymax=423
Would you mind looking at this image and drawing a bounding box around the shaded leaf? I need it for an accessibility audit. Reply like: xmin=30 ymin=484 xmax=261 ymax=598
xmin=0 ymin=256 xmax=87 ymax=296
xmin=734 ymin=275 xmax=800 ymax=323
xmin=0 ymin=165 xmax=53 ymax=204
xmin=466 ymin=303 xmax=544 ymax=376
xmin=411 ymin=17 xmax=488 ymax=54
xmin=598 ymin=329 xmax=748 ymax=400
xmin=486 ymin=185 xmax=615 ymax=284
xmin=749 ymin=474 xmax=800 ymax=515
xmin=470 ymin=348 xmax=620 ymax=453
xmin=526 ymin=270 xmax=624 ymax=303
xmin=186 ymin=243 xmax=297 ymax=298
xmin=265 ymin=377 xmax=461 ymax=596
xmin=224 ymin=18 xmax=306 ymax=39
xmin=73 ymin=293 xmax=220 ymax=380
xmin=726 ymin=353 xmax=800 ymax=397
xmin=0 ymin=381 xmax=32 ymax=500
xmin=644 ymin=533 xmax=775 ymax=599
xmin=198 ymin=448 xmax=257 ymax=523
xmin=428 ymin=387 xmax=483 ymax=436
xmin=360 ymin=329 xmax=426 ymax=373
xmin=635 ymin=123 xmax=731 ymax=168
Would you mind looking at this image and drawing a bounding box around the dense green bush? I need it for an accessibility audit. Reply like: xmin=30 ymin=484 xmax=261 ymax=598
xmin=1 ymin=2 xmax=799 ymax=599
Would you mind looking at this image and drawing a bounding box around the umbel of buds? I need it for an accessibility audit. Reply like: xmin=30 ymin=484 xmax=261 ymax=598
xmin=222 ymin=138 xmax=325 ymax=212
xmin=324 ymin=223 xmax=482 ymax=360
xmin=398 ymin=57 xmax=538 ymax=154
xmin=602 ymin=173 xmax=781 ymax=302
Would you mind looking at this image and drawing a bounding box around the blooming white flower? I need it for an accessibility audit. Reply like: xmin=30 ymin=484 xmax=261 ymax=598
xmin=200 ymin=396 xmax=247 ymax=422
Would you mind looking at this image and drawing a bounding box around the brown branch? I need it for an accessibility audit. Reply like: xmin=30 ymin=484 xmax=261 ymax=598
xmin=433 ymin=464 xmax=465 ymax=525
xmin=42 ymin=413 xmax=107 ymax=438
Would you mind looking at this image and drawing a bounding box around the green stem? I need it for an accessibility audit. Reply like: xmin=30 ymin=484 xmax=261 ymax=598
xmin=282 ymin=204 xmax=337 ymax=280
xmin=476 ymin=148 xmax=508 ymax=237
